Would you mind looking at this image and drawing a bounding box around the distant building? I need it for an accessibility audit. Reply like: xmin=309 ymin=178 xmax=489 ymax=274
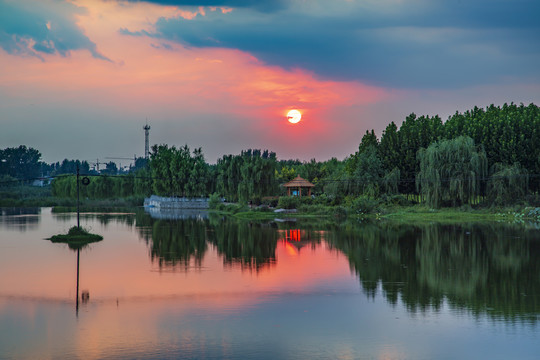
xmin=32 ymin=177 xmax=53 ymax=187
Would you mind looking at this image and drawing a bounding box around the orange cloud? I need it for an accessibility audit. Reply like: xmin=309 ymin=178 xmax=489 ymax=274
xmin=0 ymin=0 xmax=390 ymax=162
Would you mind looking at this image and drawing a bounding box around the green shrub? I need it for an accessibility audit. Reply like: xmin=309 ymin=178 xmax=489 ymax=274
xmin=333 ymin=206 xmax=348 ymax=218
xmin=351 ymin=196 xmax=380 ymax=214
xmin=384 ymin=194 xmax=413 ymax=207
xmin=208 ymin=193 xmax=221 ymax=209
xmin=278 ymin=196 xmax=301 ymax=209
xmin=261 ymin=197 xmax=279 ymax=207
xmin=252 ymin=205 xmax=272 ymax=213
xmin=231 ymin=203 xmax=249 ymax=214
xmin=312 ymin=194 xmax=330 ymax=206
xmin=215 ymin=203 xmax=227 ymax=211
xmin=298 ymin=203 xmax=332 ymax=215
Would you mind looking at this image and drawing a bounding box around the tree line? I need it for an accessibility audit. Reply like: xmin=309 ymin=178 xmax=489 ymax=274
xmin=5 ymin=102 xmax=540 ymax=208
xmin=333 ymin=102 xmax=539 ymax=207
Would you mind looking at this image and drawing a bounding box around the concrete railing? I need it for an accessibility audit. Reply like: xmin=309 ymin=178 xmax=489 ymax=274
xmin=144 ymin=195 xmax=209 ymax=209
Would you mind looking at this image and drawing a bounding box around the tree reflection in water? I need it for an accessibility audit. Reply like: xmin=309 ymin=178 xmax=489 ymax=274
xmin=0 ymin=207 xmax=40 ymax=230
xmin=143 ymin=216 xmax=280 ymax=272
xmin=327 ymin=222 xmax=540 ymax=324
xmin=133 ymin=210 xmax=540 ymax=324
xmin=140 ymin=214 xmax=329 ymax=273
xmin=207 ymin=218 xmax=278 ymax=272
xmin=149 ymin=219 xmax=208 ymax=269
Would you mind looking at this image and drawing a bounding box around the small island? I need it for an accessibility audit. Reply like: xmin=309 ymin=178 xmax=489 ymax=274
xmin=48 ymin=226 xmax=103 ymax=250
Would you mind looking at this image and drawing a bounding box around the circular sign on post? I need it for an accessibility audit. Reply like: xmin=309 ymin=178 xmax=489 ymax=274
xmin=81 ymin=177 xmax=90 ymax=186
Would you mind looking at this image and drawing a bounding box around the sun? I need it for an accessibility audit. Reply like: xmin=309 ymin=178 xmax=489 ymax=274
xmin=287 ymin=109 xmax=302 ymax=124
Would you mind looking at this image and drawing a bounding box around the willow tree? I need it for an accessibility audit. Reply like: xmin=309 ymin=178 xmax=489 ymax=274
xmin=216 ymin=149 xmax=278 ymax=202
xmin=416 ymin=136 xmax=487 ymax=208
xmin=149 ymin=144 xmax=210 ymax=197
xmin=487 ymin=163 xmax=528 ymax=206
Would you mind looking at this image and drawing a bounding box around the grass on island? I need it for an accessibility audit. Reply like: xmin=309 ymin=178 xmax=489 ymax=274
xmin=48 ymin=226 xmax=103 ymax=249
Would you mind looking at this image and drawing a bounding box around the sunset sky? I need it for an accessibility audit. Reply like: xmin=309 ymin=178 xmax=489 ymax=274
xmin=1 ymin=0 xmax=539 ymax=164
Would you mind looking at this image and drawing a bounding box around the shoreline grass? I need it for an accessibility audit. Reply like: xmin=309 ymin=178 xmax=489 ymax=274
xmin=212 ymin=202 xmax=540 ymax=225
xmin=2 ymin=188 xmax=538 ymax=225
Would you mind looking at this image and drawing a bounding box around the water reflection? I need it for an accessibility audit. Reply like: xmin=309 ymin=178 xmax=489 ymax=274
xmin=279 ymin=228 xmax=324 ymax=254
xmin=133 ymin=213 xmax=540 ymax=325
xmin=208 ymin=219 xmax=279 ymax=272
xmin=6 ymin=207 xmax=538 ymax=326
xmin=0 ymin=207 xmax=40 ymax=231
xmin=327 ymin=222 xmax=540 ymax=324
xmin=1 ymin=209 xmax=539 ymax=359
xmin=52 ymin=211 xmax=138 ymax=227
xmin=140 ymin=217 xmax=280 ymax=272
xmin=141 ymin=215 xmax=335 ymax=273
xmin=146 ymin=219 xmax=208 ymax=270
xmin=49 ymin=231 xmax=97 ymax=314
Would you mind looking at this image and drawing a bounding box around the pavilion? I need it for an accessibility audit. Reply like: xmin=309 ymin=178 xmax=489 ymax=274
xmin=283 ymin=176 xmax=315 ymax=197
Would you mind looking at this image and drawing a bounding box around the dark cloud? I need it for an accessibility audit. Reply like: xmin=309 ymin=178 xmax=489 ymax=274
xmin=126 ymin=0 xmax=540 ymax=88
xmin=126 ymin=0 xmax=287 ymax=12
xmin=0 ymin=1 xmax=110 ymax=61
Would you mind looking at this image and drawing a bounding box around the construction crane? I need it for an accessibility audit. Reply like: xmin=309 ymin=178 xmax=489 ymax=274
xmin=105 ymin=155 xmax=138 ymax=172
xmin=88 ymin=159 xmax=108 ymax=172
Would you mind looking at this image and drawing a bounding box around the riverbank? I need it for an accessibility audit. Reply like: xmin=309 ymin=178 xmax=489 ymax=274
xmin=216 ymin=202 xmax=540 ymax=224
xmin=0 ymin=185 xmax=144 ymax=207
xmin=2 ymin=187 xmax=539 ymax=225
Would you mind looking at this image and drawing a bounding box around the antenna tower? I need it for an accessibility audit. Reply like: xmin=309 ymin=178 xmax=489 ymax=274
xmin=143 ymin=121 xmax=151 ymax=159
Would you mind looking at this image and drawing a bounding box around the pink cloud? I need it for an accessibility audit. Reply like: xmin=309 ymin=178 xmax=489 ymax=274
xmin=0 ymin=0 xmax=390 ymax=162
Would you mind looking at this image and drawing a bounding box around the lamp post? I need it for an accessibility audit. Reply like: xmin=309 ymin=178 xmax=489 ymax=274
xmin=77 ymin=164 xmax=80 ymax=229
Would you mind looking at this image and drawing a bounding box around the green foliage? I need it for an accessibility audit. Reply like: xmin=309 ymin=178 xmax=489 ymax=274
xmin=49 ymin=226 xmax=103 ymax=250
xmin=5 ymin=102 xmax=540 ymax=210
xmin=150 ymin=144 xmax=210 ymax=197
xmin=261 ymin=197 xmax=279 ymax=207
xmin=208 ymin=193 xmax=222 ymax=209
xmin=49 ymin=159 xmax=91 ymax=175
xmin=0 ymin=184 xmax=56 ymax=206
xmin=0 ymin=145 xmax=42 ymax=180
xmin=417 ymin=136 xmax=487 ymax=208
xmin=101 ymin=161 xmax=118 ymax=175
xmin=229 ymin=203 xmax=250 ymax=214
xmin=278 ymin=196 xmax=301 ymax=209
xmin=487 ymin=163 xmax=528 ymax=206
xmin=379 ymin=122 xmax=400 ymax=173
xmin=276 ymin=166 xmax=296 ymax=182
xmin=51 ymin=174 xmax=147 ymax=200
xmin=216 ymin=149 xmax=278 ymax=202
xmin=379 ymin=113 xmax=443 ymax=193
xmin=444 ymin=103 xmax=540 ymax=192
xmin=350 ymin=196 xmax=380 ymax=214
xmin=351 ymin=145 xmax=384 ymax=196
xmin=134 ymin=167 xmax=152 ymax=197
xmin=382 ymin=194 xmax=414 ymax=207
xmin=357 ymin=129 xmax=379 ymax=154
xmin=383 ymin=167 xmax=400 ymax=195
xmin=0 ymin=174 xmax=18 ymax=187
xmin=333 ymin=206 xmax=348 ymax=218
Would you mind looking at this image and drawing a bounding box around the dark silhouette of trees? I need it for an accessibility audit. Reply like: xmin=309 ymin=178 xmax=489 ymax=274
xmin=0 ymin=145 xmax=42 ymax=180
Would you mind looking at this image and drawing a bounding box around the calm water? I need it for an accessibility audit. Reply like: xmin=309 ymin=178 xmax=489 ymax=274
xmin=1 ymin=208 xmax=539 ymax=359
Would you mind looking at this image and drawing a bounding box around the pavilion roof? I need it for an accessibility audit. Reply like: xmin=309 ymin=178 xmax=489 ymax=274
xmin=282 ymin=175 xmax=315 ymax=188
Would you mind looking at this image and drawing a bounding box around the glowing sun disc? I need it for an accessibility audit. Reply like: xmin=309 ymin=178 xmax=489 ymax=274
xmin=287 ymin=109 xmax=302 ymax=124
